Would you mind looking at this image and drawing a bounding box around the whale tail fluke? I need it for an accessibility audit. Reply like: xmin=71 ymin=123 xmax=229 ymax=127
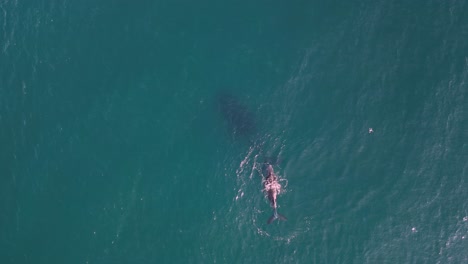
xmin=267 ymin=209 xmax=287 ymax=224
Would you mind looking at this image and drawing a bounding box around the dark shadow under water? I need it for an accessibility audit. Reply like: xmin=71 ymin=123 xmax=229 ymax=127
xmin=215 ymin=90 xmax=284 ymax=161
xmin=216 ymin=91 xmax=257 ymax=141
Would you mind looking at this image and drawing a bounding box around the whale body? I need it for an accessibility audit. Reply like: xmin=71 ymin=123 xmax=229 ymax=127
xmin=216 ymin=92 xmax=256 ymax=137
xmin=262 ymin=163 xmax=287 ymax=224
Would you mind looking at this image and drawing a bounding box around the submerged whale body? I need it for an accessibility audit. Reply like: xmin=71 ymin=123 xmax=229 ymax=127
xmin=216 ymin=92 xmax=256 ymax=137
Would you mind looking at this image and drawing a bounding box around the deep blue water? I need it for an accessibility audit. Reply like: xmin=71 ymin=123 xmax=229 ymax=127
xmin=1 ymin=0 xmax=467 ymax=263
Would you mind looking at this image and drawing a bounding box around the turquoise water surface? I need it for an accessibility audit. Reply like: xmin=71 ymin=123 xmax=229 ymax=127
xmin=1 ymin=0 xmax=467 ymax=263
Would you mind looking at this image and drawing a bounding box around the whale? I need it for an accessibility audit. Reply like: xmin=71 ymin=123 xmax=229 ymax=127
xmin=216 ymin=92 xmax=256 ymax=138
xmin=262 ymin=163 xmax=287 ymax=224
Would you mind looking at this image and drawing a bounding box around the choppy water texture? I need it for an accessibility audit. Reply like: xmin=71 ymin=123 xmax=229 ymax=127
xmin=1 ymin=0 xmax=467 ymax=263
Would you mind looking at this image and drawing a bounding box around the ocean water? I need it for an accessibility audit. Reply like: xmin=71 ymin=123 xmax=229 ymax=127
xmin=1 ymin=0 xmax=467 ymax=263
